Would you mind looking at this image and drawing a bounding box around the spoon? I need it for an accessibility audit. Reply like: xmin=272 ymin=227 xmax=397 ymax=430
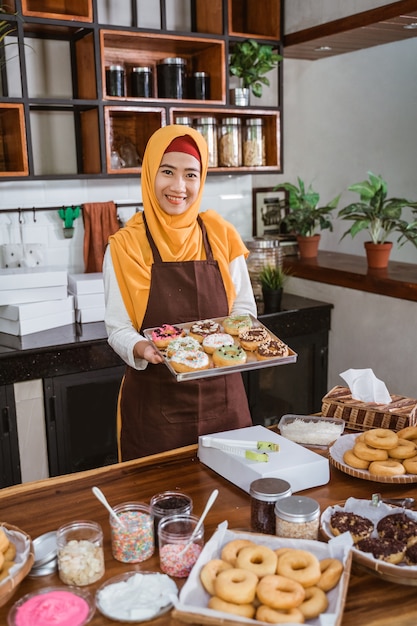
xmin=92 ymin=486 xmax=126 ymax=528
xmin=372 ymin=493 xmax=415 ymax=509
xmin=179 ymin=489 xmax=219 ymax=556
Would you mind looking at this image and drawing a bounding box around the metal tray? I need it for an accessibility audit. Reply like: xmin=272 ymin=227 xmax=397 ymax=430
xmin=143 ymin=315 xmax=297 ymax=382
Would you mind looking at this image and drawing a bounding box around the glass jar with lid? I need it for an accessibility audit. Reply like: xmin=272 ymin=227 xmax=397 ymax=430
xmin=243 ymin=118 xmax=265 ymax=166
xmin=131 ymin=66 xmax=153 ymax=98
xmin=156 ymin=57 xmax=187 ymax=99
xmin=194 ymin=117 xmax=218 ymax=167
xmin=175 ymin=116 xmax=193 ymax=127
xmin=57 ymin=520 xmax=105 ymax=586
xmin=218 ymin=117 xmax=242 ymax=167
xmin=275 ymin=496 xmax=320 ymax=540
xmin=244 ymin=237 xmax=283 ymax=302
xmin=250 ymin=477 xmax=291 ymax=535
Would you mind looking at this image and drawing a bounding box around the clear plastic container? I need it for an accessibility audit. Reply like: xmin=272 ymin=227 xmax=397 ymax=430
xmin=279 ymin=414 xmax=345 ymax=447
xmin=250 ymin=477 xmax=292 ymax=535
xmin=158 ymin=514 xmax=204 ymax=578
xmin=57 ymin=520 xmax=105 ymax=586
xmin=194 ymin=117 xmax=218 ymax=167
xmin=275 ymin=496 xmax=320 ymax=540
xmin=110 ymin=502 xmax=154 ymax=563
xmin=243 ymin=118 xmax=265 ymax=166
xmin=218 ymin=117 xmax=242 ymax=167
xmin=150 ymin=491 xmax=192 ymax=546
xmin=245 ymin=237 xmax=283 ymax=301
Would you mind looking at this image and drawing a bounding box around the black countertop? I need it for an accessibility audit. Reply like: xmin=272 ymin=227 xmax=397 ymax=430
xmin=0 ymin=293 xmax=332 ymax=386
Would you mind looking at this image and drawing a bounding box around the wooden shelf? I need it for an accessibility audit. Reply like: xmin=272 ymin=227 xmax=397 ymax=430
xmin=228 ymin=0 xmax=281 ymax=39
xmin=0 ymin=105 xmax=29 ymax=177
xmin=21 ymin=0 xmax=93 ymax=22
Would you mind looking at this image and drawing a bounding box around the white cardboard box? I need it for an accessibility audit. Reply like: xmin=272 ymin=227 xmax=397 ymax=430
xmin=0 ymin=295 xmax=74 ymax=322
xmin=72 ymin=292 xmax=105 ymax=309
xmin=75 ymin=305 xmax=105 ymax=323
xmin=198 ymin=425 xmax=330 ymax=494
xmin=0 ymin=306 xmax=75 ymax=336
xmin=0 ymin=285 xmax=68 ymax=306
xmin=0 ymin=268 xmax=68 ymax=305
xmin=68 ymin=273 xmax=104 ymax=294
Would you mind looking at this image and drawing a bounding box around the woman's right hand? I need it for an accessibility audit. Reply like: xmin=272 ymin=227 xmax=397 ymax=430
xmin=134 ymin=340 xmax=164 ymax=364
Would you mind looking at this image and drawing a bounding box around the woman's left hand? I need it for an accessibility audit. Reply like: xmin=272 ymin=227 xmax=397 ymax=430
xmin=134 ymin=340 xmax=164 ymax=364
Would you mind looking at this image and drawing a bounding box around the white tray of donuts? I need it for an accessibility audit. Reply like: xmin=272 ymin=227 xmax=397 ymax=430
xmin=320 ymin=497 xmax=417 ymax=585
xmin=172 ymin=521 xmax=352 ymax=626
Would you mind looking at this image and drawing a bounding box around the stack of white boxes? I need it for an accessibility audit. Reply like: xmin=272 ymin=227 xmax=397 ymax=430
xmin=0 ymin=268 xmax=74 ymax=336
xmin=68 ymin=273 xmax=105 ymax=323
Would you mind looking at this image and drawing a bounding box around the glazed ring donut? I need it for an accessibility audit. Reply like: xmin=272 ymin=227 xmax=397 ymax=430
xmin=397 ymin=426 xmax=417 ymax=441
xmin=256 ymin=605 xmax=305 ymax=624
xmin=0 ymin=528 xmax=9 ymax=553
xmin=208 ymin=596 xmax=255 ymax=618
xmin=388 ymin=438 xmax=417 ymax=459
xmin=317 ymin=558 xmax=343 ymax=592
xmin=276 ymin=549 xmax=321 ymax=588
xmin=299 ymin=585 xmax=329 ymax=619
xmin=343 ymin=448 xmax=370 ymax=470
xmin=235 ymin=545 xmax=278 ymax=578
xmin=200 ymin=559 xmax=233 ymax=595
xmin=256 ymin=574 xmax=305 ymax=610
xmin=3 ymin=542 xmax=16 ymax=562
xmin=214 ymin=568 xmax=258 ymax=604
xmin=403 ymin=455 xmax=417 ymax=475
xmin=353 ymin=440 xmax=388 ymax=462
xmin=212 ymin=344 xmax=247 ymax=367
xmin=364 ymin=428 xmax=398 ymax=450
xmin=220 ymin=539 xmax=255 ymax=566
xmin=368 ymin=459 xmax=406 ymax=477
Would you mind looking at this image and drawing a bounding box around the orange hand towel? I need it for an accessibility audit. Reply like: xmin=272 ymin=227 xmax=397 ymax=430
xmin=83 ymin=201 xmax=120 ymax=273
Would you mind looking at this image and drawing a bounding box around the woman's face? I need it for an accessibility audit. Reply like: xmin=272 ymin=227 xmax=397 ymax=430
xmin=154 ymin=151 xmax=201 ymax=215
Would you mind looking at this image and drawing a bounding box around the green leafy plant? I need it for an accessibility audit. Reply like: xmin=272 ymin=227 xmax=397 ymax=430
xmin=338 ymin=172 xmax=417 ymax=247
xmin=276 ymin=178 xmax=340 ymax=237
xmin=0 ymin=7 xmax=17 ymax=67
xmin=229 ymin=39 xmax=282 ymax=98
xmin=58 ymin=206 xmax=81 ymax=229
xmin=259 ymin=264 xmax=289 ymax=290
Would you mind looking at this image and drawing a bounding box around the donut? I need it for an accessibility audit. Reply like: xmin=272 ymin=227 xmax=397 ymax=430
xmin=256 ymin=574 xmax=305 ymax=610
xmin=213 ymin=567 xmax=258 ymax=604
xmin=169 ymin=348 xmax=210 ymax=373
xmin=166 ymin=335 xmax=201 ymax=357
xmin=356 ymin=537 xmax=406 ymax=564
xmin=368 ymin=459 xmax=405 ymax=477
xmin=0 ymin=551 xmax=4 ymax=571
xmin=208 ymin=596 xmax=255 ymax=618
xmin=364 ymin=428 xmax=398 ymax=450
xmin=212 ymin=344 xmax=247 ymax=367
xmin=388 ymin=438 xmax=417 ymax=459
xmin=189 ymin=319 xmax=222 ymax=342
xmin=3 ymin=542 xmax=16 ymax=562
xmin=403 ymin=455 xmax=417 ymax=474
xmin=0 ymin=528 xmax=9 ymax=553
xmin=202 ymin=333 xmax=234 ymax=354
xmin=299 ymin=586 xmax=328 ymax=619
xmin=222 ymin=314 xmax=252 ymax=336
xmin=276 ymin=549 xmax=321 ymax=588
xmin=151 ymin=323 xmax=185 ymax=348
xmin=200 ymin=559 xmax=233 ymax=595
xmin=343 ymin=448 xmax=370 ymax=470
xmin=405 ymin=543 xmax=417 ymax=565
xmin=256 ymin=339 xmax=289 ymax=360
xmin=221 ymin=539 xmax=255 ymax=566
xmin=377 ymin=513 xmax=417 ymax=546
xmin=353 ymin=440 xmax=388 ymax=462
xmin=396 ymin=426 xmax=417 ymax=442
xmin=256 ymin=605 xmax=305 ymax=624
xmin=0 ymin=560 xmax=13 ymax=582
xmin=317 ymin=558 xmax=343 ymax=591
xmin=329 ymin=511 xmax=374 ymax=543
xmin=238 ymin=327 xmax=270 ymax=351
xmin=235 ymin=545 xmax=278 ymax=578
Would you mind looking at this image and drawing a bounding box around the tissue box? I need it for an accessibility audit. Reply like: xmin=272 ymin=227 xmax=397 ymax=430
xmin=322 ymin=385 xmax=417 ymax=432
xmin=198 ymin=425 xmax=329 ymax=494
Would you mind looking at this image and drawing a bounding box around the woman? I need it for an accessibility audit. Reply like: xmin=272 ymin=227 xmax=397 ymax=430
xmin=104 ymin=124 xmax=257 ymax=461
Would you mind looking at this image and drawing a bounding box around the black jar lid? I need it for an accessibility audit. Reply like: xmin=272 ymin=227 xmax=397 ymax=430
xmin=250 ymin=477 xmax=291 ymax=501
xmin=158 ymin=57 xmax=187 ymax=66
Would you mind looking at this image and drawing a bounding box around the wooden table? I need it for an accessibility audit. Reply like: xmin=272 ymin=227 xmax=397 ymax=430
xmin=0 ymin=442 xmax=416 ymax=625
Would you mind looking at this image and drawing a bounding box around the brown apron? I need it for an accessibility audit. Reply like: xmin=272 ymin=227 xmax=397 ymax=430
xmin=119 ymin=215 xmax=252 ymax=460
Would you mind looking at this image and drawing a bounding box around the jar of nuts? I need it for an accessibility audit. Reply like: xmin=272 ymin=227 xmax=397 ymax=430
xmin=218 ymin=117 xmax=242 ymax=167
xmin=275 ymin=496 xmax=320 ymax=540
xmin=57 ymin=520 xmax=105 ymax=586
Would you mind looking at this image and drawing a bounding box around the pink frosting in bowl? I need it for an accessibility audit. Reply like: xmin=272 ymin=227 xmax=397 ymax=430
xmin=8 ymin=587 xmax=95 ymax=626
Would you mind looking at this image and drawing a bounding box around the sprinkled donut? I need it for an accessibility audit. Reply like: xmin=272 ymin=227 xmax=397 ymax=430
xmin=151 ymin=324 xmax=185 ymax=348
xmin=238 ymin=327 xmax=270 ymax=351
xmin=170 ymin=348 xmax=210 ymax=373
xmin=166 ymin=336 xmax=201 ymax=357
xmin=256 ymin=339 xmax=289 ymax=360
xmin=222 ymin=314 xmax=252 ymax=336
xmin=202 ymin=333 xmax=234 ymax=354
xmin=212 ymin=344 xmax=247 ymax=367
xmin=189 ymin=319 xmax=222 ymax=342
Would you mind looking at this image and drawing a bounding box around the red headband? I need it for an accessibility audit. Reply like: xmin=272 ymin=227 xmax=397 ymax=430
xmin=164 ymin=135 xmax=201 ymax=162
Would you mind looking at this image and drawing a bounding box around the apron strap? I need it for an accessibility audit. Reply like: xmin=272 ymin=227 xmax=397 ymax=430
xmin=143 ymin=213 xmax=215 ymax=262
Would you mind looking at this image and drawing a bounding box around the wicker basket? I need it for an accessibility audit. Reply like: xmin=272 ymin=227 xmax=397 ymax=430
xmin=322 ymin=385 xmax=417 ymax=432
xmin=0 ymin=523 xmax=34 ymax=607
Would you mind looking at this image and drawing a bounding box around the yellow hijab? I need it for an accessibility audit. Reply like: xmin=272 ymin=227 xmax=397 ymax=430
xmin=109 ymin=125 xmax=249 ymax=330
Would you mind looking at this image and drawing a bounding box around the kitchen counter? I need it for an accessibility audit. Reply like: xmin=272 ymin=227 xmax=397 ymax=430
xmin=0 ymin=438 xmax=415 ymax=625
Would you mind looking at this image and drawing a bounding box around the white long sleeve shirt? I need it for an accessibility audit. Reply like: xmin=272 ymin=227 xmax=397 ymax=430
xmin=103 ymin=245 xmax=257 ymax=370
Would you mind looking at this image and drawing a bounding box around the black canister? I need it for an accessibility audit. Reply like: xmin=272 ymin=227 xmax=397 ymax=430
xmin=106 ymin=64 xmax=125 ymax=97
xmin=190 ymin=71 xmax=210 ymax=100
xmin=131 ymin=66 xmax=153 ymax=98
xmin=157 ymin=57 xmax=187 ymax=99
xmin=250 ymin=477 xmax=292 ymax=535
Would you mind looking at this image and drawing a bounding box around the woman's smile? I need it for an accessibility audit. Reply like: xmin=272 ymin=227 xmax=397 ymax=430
xmin=155 ymin=151 xmax=201 ymax=215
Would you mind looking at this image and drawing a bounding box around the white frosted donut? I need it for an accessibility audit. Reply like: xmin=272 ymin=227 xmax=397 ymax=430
xmin=170 ymin=348 xmax=210 ymax=372
xmin=202 ymin=333 xmax=234 ymax=354
xmin=166 ymin=335 xmax=201 ymax=357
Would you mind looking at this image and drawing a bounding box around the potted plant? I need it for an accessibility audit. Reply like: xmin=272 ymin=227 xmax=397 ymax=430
xmin=229 ymin=39 xmax=282 ymax=106
xmin=58 ymin=206 xmax=81 ymax=238
xmin=338 ymin=171 xmax=417 ymax=268
xmin=258 ymin=264 xmax=290 ymax=313
xmin=276 ymin=177 xmax=340 ymax=258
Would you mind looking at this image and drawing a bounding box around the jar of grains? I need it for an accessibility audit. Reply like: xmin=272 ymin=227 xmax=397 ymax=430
xmin=110 ymin=502 xmax=154 ymax=563
xmin=194 ymin=117 xmax=218 ymax=167
xmin=57 ymin=520 xmax=105 ymax=586
xmin=158 ymin=514 xmax=204 ymax=578
xmin=250 ymin=478 xmax=291 ymax=535
xmin=175 ymin=116 xmax=193 ymax=127
xmin=150 ymin=490 xmax=193 ymax=546
xmin=275 ymin=496 xmax=320 ymax=540
xmin=243 ymin=118 xmax=265 ymax=166
xmin=218 ymin=117 xmax=242 ymax=167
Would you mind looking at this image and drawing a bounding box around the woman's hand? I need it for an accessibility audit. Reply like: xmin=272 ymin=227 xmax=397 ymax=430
xmin=134 ymin=340 xmax=164 ymax=364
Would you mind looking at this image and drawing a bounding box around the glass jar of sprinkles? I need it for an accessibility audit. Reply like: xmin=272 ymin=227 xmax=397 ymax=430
xmin=150 ymin=490 xmax=193 ymax=546
xmin=250 ymin=478 xmax=292 ymax=535
xmin=110 ymin=502 xmax=154 ymax=563
xmin=275 ymin=496 xmax=320 ymax=540
xmin=57 ymin=520 xmax=105 ymax=586
xmin=158 ymin=514 xmax=204 ymax=578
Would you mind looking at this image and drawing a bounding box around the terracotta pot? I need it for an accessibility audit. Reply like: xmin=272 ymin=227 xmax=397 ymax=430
xmin=364 ymin=241 xmax=393 ymax=269
xmin=296 ymin=234 xmax=320 ymax=259
xmin=262 ymin=287 xmax=283 ymax=314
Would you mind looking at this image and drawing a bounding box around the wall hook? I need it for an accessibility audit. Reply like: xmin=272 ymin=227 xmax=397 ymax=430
xmin=33 ymin=207 xmax=37 ymax=222
xmin=18 ymin=208 xmax=24 ymax=224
